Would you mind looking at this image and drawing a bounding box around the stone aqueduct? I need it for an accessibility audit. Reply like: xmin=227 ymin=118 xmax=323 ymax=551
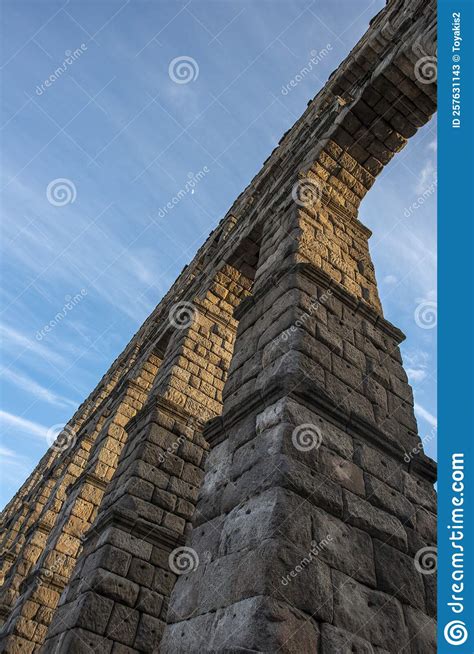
xmin=0 ymin=0 xmax=437 ymax=652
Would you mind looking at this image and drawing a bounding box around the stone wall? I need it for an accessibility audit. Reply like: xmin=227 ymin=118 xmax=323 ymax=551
xmin=0 ymin=0 xmax=437 ymax=652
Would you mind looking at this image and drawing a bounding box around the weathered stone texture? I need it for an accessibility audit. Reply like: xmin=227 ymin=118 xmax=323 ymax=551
xmin=1 ymin=0 xmax=436 ymax=651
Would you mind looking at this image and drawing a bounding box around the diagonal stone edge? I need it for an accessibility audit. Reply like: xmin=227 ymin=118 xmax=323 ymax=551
xmin=88 ymin=506 xmax=186 ymax=551
xmin=234 ymin=261 xmax=406 ymax=344
xmin=204 ymin=377 xmax=436 ymax=483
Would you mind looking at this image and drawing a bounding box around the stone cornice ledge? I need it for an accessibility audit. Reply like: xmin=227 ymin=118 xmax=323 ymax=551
xmin=194 ymin=297 xmax=238 ymax=331
xmin=126 ymin=395 xmax=206 ymax=434
xmin=0 ymin=551 xmax=15 ymax=563
xmin=235 ymin=261 xmax=406 ymax=344
xmin=205 ymin=378 xmax=436 ymax=484
xmin=89 ymin=507 xmax=185 ymax=550
xmin=300 ymin=195 xmax=373 ymax=239
xmin=67 ymin=471 xmax=108 ymax=497
xmin=25 ymin=521 xmax=52 ymax=538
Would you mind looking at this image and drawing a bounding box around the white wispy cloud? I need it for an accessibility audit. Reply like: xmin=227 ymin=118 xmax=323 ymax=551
xmin=372 ymin=226 xmax=436 ymax=310
xmin=415 ymin=159 xmax=436 ymax=196
xmin=415 ymin=403 xmax=437 ymax=428
xmin=404 ymin=349 xmax=430 ymax=367
xmin=0 ymin=366 xmax=77 ymax=409
xmin=0 ymin=445 xmax=34 ymax=494
xmin=0 ymin=410 xmax=51 ymax=441
xmin=383 ymin=274 xmax=398 ymax=285
xmin=406 ymin=368 xmax=427 ymax=383
xmin=0 ymin=323 xmax=67 ymax=368
xmin=403 ymin=349 xmax=431 ymax=387
xmin=1 ymin=189 xmax=160 ymax=325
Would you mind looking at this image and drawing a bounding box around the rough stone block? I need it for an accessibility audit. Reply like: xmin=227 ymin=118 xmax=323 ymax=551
xmin=83 ymin=545 xmax=131 ymax=578
xmin=92 ymin=570 xmax=140 ymax=607
xmin=404 ymin=605 xmax=437 ymax=654
xmin=317 ymin=447 xmax=365 ymax=496
xmin=321 ymin=622 xmax=375 ymax=653
xmin=365 ymin=474 xmax=416 ymax=527
xmin=422 ymin=559 xmax=437 ymax=617
xmin=308 ymin=504 xmax=376 ymax=586
xmin=316 ymin=323 xmax=343 ymax=355
xmin=332 ymin=354 xmax=364 ymax=389
xmin=106 ymin=604 xmax=140 ymax=646
xmin=223 ymin=454 xmax=343 ymax=519
xmin=218 ymin=489 xmax=308 ymax=557
xmin=332 ymin=570 xmax=409 ymax=651
xmin=374 ymin=540 xmax=425 ymax=610
xmin=135 ymin=588 xmax=164 ymax=619
xmin=343 ymin=490 xmax=407 ymax=551
xmin=97 ymin=528 xmax=153 ymax=561
xmin=354 ymin=443 xmax=404 ymax=490
xmin=403 ymin=472 xmax=437 ymax=512
xmin=152 ymin=568 xmax=176 ymax=596
xmin=416 ymin=508 xmax=437 ymax=544
xmin=134 ymin=614 xmax=165 ymax=653
xmin=48 ymin=629 xmax=113 ymax=654
xmin=255 ymin=397 xmax=354 ymax=459
xmin=195 ymin=539 xmax=333 ymax=623
xmin=3 ymin=635 xmax=36 ymax=654
xmin=128 ymin=559 xmax=154 ymax=588
xmin=68 ymin=592 xmax=114 ymax=635
xmin=164 ymin=596 xmax=319 ymax=653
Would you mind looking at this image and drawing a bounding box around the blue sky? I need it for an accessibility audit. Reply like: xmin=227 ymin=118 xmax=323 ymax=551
xmin=0 ymin=0 xmax=437 ymax=508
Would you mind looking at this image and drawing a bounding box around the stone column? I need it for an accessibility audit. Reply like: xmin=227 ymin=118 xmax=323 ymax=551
xmin=0 ymin=449 xmax=62 ymax=589
xmin=0 ymin=423 xmax=100 ymax=631
xmin=161 ymin=199 xmax=437 ymax=653
xmin=0 ymin=354 xmax=161 ymax=654
xmin=0 ymin=449 xmax=60 ymax=537
xmin=0 ymin=357 xmax=134 ymax=596
xmin=40 ymin=268 xmax=251 ymax=653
